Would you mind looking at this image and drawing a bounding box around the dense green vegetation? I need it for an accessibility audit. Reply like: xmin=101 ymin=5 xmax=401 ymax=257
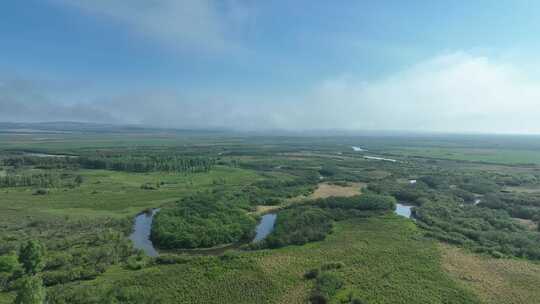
xmin=309 ymin=272 xmax=344 ymax=303
xmin=2 ymin=127 xmax=540 ymax=303
xmin=255 ymin=207 xmax=333 ymax=249
xmin=252 ymin=194 xmax=396 ymax=250
xmin=79 ymin=155 xmax=215 ymax=173
xmin=480 ymin=192 xmax=540 ymax=220
xmin=312 ymin=194 xmax=396 ymax=211
xmin=248 ymin=174 xmax=318 ymax=201
xmin=151 ymin=193 xmax=257 ymax=249
xmin=0 ymin=221 xmax=133 ymax=296
xmin=0 ymin=172 xmax=82 ymax=189
xmin=1 ymin=154 xmax=215 ymax=174
xmin=0 ymin=156 xmax=78 ymax=170
xmin=14 ymin=276 xmax=46 ymax=304
xmin=15 ymin=217 xmax=478 ymax=304
xmin=416 ymin=200 xmax=540 ymax=259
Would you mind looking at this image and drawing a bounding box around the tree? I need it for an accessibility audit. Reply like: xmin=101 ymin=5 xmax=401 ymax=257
xmin=14 ymin=275 xmax=46 ymax=304
xmin=18 ymin=241 xmax=45 ymax=275
xmin=304 ymin=268 xmax=320 ymax=280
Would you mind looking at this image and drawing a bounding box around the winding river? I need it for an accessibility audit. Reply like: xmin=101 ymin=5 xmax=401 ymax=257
xmin=130 ymin=209 xmax=278 ymax=256
xmin=130 ymin=203 xmax=416 ymax=256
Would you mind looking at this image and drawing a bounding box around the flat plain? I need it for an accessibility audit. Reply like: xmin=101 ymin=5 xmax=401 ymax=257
xmin=2 ymin=127 xmax=540 ymax=303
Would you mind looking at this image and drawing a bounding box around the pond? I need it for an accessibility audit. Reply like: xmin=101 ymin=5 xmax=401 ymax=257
xmin=130 ymin=209 xmax=160 ymax=257
xmin=395 ymin=203 xmax=413 ymax=218
xmin=253 ymin=213 xmax=277 ymax=242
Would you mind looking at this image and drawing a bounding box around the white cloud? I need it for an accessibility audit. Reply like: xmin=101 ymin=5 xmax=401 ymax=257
xmin=81 ymin=52 xmax=540 ymax=134
xmin=269 ymin=52 xmax=540 ymax=134
xmin=4 ymin=52 xmax=540 ymax=134
xmin=53 ymin=0 xmax=254 ymax=52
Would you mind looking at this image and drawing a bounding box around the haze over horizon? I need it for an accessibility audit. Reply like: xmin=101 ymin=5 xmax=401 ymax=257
xmin=2 ymin=1 xmax=540 ymax=134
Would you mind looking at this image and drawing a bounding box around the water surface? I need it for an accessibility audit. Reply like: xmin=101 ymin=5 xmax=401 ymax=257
xmin=253 ymin=213 xmax=277 ymax=242
xmin=364 ymin=156 xmax=397 ymax=162
xmin=22 ymin=152 xmax=76 ymax=158
xmin=130 ymin=209 xmax=160 ymax=257
xmin=395 ymin=203 xmax=413 ymax=218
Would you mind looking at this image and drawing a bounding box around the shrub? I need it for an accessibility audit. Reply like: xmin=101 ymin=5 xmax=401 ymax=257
xmin=313 ymin=194 xmax=396 ymax=211
xmin=309 ymin=272 xmax=344 ymax=303
xmin=18 ymin=240 xmax=45 ymax=275
xmin=32 ymin=189 xmax=48 ymax=195
xmin=309 ymin=292 xmax=328 ymax=304
xmin=315 ymin=272 xmax=343 ymax=298
xmin=321 ymin=262 xmax=345 ymax=271
xmin=304 ymin=268 xmax=320 ymax=280
xmin=140 ymin=183 xmax=158 ymax=190
xmin=125 ymin=254 xmax=149 ymax=270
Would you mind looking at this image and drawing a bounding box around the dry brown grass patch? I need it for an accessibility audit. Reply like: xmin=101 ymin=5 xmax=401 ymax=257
xmin=513 ymin=218 xmax=538 ymax=231
xmin=440 ymin=243 xmax=540 ymax=304
xmin=252 ymin=205 xmax=283 ymax=215
xmin=308 ymin=182 xmax=365 ymax=199
xmin=254 ymin=182 xmax=365 ymax=215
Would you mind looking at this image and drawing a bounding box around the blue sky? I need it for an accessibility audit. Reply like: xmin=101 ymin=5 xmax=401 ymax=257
xmin=2 ymin=0 xmax=540 ymax=133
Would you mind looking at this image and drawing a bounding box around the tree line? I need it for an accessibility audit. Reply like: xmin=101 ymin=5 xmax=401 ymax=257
xmin=78 ymin=156 xmax=215 ymax=173
xmin=0 ymin=173 xmax=61 ymax=188
xmin=2 ymin=154 xmax=216 ymax=174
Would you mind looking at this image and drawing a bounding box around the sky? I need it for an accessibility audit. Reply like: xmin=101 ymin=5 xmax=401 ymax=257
xmin=2 ymin=0 xmax=540 ymax=133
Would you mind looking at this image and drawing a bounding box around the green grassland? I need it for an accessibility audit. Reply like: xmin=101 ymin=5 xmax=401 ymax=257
xmin=39 ymin=216 xmax=479 ymax=304
xmin=0 ymin=166 xmax=260 ymax=219
xmin=3 ymin=128 xmax=540 ymax=304
xmin=390 ymin=146 xmax=540 ymax=165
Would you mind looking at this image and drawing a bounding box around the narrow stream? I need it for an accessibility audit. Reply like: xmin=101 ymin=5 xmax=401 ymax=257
xmin=130 ymin=209 xmax=160 ymax=257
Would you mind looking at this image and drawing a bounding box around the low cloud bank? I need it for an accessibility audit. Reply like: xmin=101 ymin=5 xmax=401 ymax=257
xmin=3 ymin=52 xmax=540 ymax=134
xmin=0 ymin=79 xmax=113 ymax=123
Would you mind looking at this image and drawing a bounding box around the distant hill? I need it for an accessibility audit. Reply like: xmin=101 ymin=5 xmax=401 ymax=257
xmin=0 ymin=121 xmax=227 ymax=135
